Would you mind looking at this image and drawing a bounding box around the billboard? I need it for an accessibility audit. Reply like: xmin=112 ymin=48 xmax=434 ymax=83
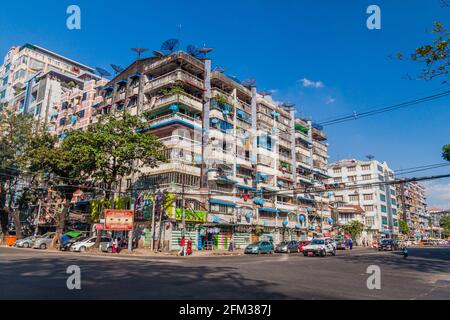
xmin=104 ymin=209 xmax=134 ymax=231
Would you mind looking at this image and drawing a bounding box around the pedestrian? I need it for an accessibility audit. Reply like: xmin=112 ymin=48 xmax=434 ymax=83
xmin=116 ymin=237 xmax=121 ymax=253
xmin=349 ymin=238 xmax=353 ymax=250
xmin=112 ymin=238 xmax=117 ymax=254
xmin=187 ymin=238 xmax=193 ymax=256
xmin=178 ymin=236 xmax=185 ymax=256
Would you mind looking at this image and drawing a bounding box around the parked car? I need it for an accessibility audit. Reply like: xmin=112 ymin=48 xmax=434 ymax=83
xmin=302 ymin=238 xmax=336 ymax=257
xmin=244 ymin=241 xmax=274 ymax=254
xmin=61 ymin=235 xmax=89 ymax=251
xmin=33 ymin=232 xmax=56 ymax=250
xmin=378 ymin=239 xmax=399 ymax=251
xmin=15 ymin=235 xmax=40 ymax=248
xmin=70 ymin=236 xmax=112 ymax=252
xmin=335 ymin=239 xmax=347 ymax=250
xmin=275 ymin=240 xmax=300 ymax=253
xmin=298 ymin=240 xmax=310 ymax=252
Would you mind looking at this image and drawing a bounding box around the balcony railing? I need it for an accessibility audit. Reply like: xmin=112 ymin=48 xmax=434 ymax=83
xmin=144 ymin=69 xmax=204 ymax=92
xmin=145 ymin=112 xmax=202 ymax=130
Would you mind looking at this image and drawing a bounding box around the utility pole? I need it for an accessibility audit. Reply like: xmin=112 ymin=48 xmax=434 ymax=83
xmin=150 ymin=190 xmax=156 ymax=252
xmin=181 ymin=182 xmax=186 ymax=239
xmin=34 ymin=199 xmax=42 ymax=237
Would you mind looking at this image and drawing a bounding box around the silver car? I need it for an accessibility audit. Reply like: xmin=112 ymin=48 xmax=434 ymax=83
xmin=33 ymin=232 xmax=56 ymax=250
xmin=15 ymin=236 xmax=40 ymax=248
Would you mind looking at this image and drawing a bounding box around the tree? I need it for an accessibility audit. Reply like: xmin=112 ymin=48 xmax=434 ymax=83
xmin=61 ymin=112 xmax=166 ymax=247
xmin=342 ymin=220 xmax=365 ymax=240
xmin=400 ymin=20 xmax=449 ymax=160
xmin=399 ymin=220 xmax=410 ymax=235
xmin=440 ymin=216 xmax=450 ymax=237
xmin=0 ymin=110 xmax=37 ymax=239
xmin=24 ymin=131 xmax=90 ymax=249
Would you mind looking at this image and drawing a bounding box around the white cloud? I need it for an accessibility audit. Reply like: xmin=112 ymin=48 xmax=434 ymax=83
xmin=423 ymin=180 xmax=450 ymax=209
xmin=299 ymin=78 xmax=324 ymax=88
xmin=325 ymin=97 xmax=336 ymax=105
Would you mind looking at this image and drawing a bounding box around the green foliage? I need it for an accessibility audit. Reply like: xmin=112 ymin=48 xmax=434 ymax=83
xmin=159 ymin=83 xmax=186 ymax=96
xmin=443 ymin=144 xmax=450 ymax=161
xmin=399 ymin=21 xmax=449 ymax=84
xmin=440 ymin=216 xmax=450 ymax=237
xmin=342 ymin=220 xmax=365 ymax=239
xmin=63 ymin=112 xmax=167 ymax=196
xmin=399 ymin=220 xmax=410 ymax=235
xmin=215 ymin=94 xmax=228 ymax=107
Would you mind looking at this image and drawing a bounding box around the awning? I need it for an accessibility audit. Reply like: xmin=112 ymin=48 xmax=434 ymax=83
xmin=236 ymin=164 xmax=256 ymax=172
xmin=103 ymin=85 xmax=114 ymax=91
xmin=117 ymin=79 xmax=128 ymax=85
xmin=236 ymin=184 xmax=256 ymax=191
xmin=261 ymin=186 xmax=278 ymax=192
xmin=129 ymin=72 xmax=142 ymax=79
xmin=209 ymin=199 xmax=237 ymax=207
xmin=297 ymin=163 xmax=313 ymax=171
xmin=277 ymin=176 xmax=294 ymax=183
xmin=217 ymin=177 xmax=238 ymax=184
xmin=259 ymin=207 xmax=278 ymax=213
xmin=64 ymin=231 xmax=82 ymax=238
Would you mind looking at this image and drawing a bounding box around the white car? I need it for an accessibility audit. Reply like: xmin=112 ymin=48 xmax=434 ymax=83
xmin=70 ymin=236 xmax=112 ymax=252
xmin=302 ymin=238 xmax=336 ymax=257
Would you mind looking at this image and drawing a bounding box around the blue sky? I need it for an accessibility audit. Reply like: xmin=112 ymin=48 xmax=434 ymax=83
xmin=0 ymin=0 xmax=449 ymax=207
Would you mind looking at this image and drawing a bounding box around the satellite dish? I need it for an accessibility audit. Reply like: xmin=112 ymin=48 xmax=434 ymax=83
xmin=197 ymin=47 xmax=213 ymax=58
xmin=366 ymin=155 xmax=375 ymax=160
xmin=282 ymin=102 xmax=295 ymax=110
xmin=95 ymin=67 xmax=111 ymax=78
xmin=242 ymin=78 xmax=256 ymax=87
xmin=226 ymin=74 xmax=241 ymax=84
xmin=131 ymin=48 xmax=148 ymax=59
xmin=259 ymin=90 xmax=272 ymax=97
xmin=213 ymin=66 xmax=225 ymax=73
xmin=161 ymin=39 xmax=180 ymax=54
xmin=186 ymin=45 xmax=201 ymax=58
xmin=152 ymin=50 xmax=165 ymax=58
xmin=110 ymin=64 xmax=124 ymax=74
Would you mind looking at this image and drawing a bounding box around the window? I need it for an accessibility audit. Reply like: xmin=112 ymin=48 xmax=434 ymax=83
xmin=381 ymin=216 xmax=388 ymax=225
xmin=0 ymin=90 xmax=5 ymax=100
xmin=363 ymin=194 xmax=373 ymax=201
xmin=379 ymin=185 xmax=384 ymax=191
xmin=2 ymin=76 xmax=8 ymax=86
xmin=390 ymin=189 xmax=396 ymax=196
xmin=364 ymin=205 xmax=374 ymax=212
xmin=348 ymin=166 xmax=356 ymax=172
xmin=335 ymin=195 xmax=343 ymax=202
xmin=348 ymin=175 xmax=357 ymax=182
xmin=349 ymin=194 xmax=359 ymax=202
xmin=380 ymin=194 xmax=386 ymax=202
xmin=334 ymin=177 xmax=342 ymax=183
xmin=362 ymin=174 xmax=371 ymax=181
xmin=78 ymin=110 xmax=85 ymax=118
xmin=82 ymin=92 xmax=87 ymax=101
xmin=381 ymin=205 xmax=387 ymax=213
xmin=363 ymin=185 xmax=372 ymax=190
xmin=59 ymin=118 xmax=66 ymax=126
xmin=377 ymin=165 xmax=383 ymax=172
xmin=391 ymin=199 xmax=396 ymax=205
xmin=361 ymin=164 xmax=371 ymax=171
xmin=333 ymin=168 xmax=341 ymax=174
xmin=378 ymin=175 xmax=384 ymax=181
xmin=365 ymin=216 xmax=375 ymax=226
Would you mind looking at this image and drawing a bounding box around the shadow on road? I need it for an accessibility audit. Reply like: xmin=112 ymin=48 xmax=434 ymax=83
xmin=340 ymin=248 xmax=450 ymax=274
xmin=0 ymin=256 xmax=291 ymax=300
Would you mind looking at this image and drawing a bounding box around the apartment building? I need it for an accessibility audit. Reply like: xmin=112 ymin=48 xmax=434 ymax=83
xmin=428 ymin=208 xmax=449 ymax=239
xmin=0 ymin=43 xmax=96 ymax=126
xmin=328 ymin=159 xmax=398 ymax=242
xmin=95 ymin=50 xmax=330 ymax=250
xmin=396 ymin=181 xmax=428 ymax=239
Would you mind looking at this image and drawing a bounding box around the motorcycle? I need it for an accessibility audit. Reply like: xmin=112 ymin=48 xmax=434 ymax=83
xmin=402 ymin=247 xmax=409 ymax=259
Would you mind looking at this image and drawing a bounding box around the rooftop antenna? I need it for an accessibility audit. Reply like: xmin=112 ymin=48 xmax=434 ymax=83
xmin=161 ymin=39 xmax=180 ymax=54
xmin=242 ymin=78 xmax=256 ymax=88
xmin=197 ymin=46 xmax=213 ymax=59
xmin=110 ymin=64 xmax=124 ymax=75
xmin=131 ymin=48 xmax=148 ymax=60
xmin=366 ymin=155 xmax=375 ymax=160
xmin=186 ymin=45 xmax=202 ymax=58
xmin=212 ymin=66 xmax=226 ymax=73
xmin=152 ymin=50 xmax=165 ymax=58
xmin=259 ymin=90 xmax=272 ymax=97
xmin=95 ymin=67 xmax=111 ymax=78
xmin=282 ymin=102 xmax=295 ymax=110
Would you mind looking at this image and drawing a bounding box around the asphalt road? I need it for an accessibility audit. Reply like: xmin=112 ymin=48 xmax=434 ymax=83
xmin=1 ymin=246 xmax=449 ymax=299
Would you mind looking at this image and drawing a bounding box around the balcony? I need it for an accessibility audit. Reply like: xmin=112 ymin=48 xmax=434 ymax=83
xmin=142 ymin=112 xmax=202 ymax=132
xmin=144 ymin=69 xmax=204 ymax=93
xmin=312 ymin=127 xmax=327 ymax=141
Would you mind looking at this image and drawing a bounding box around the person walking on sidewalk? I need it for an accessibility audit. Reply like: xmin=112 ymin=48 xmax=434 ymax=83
xmin=187 ymin=238 xmax=193 ymax=256
xmin=178 ymin=236 xmax=186 ymax=256
xmin=348 ymin=238 xmax=353 ymax=250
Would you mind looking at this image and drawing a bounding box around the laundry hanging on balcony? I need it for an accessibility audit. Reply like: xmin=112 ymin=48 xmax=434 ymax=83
xmin=253 ymin=197 xmax=265 ymax=206
xmin=282 ymin=220 xmax=289 ymax=227
xmin=271 ymin=111 xmax=280 ymax=119
xmin=70 ymin=114 xmax=78 ymax=125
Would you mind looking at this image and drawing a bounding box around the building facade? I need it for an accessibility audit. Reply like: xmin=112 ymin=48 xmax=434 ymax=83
xmin=328 ymin=159 xmax=398 ymax=242
xmin=95 ymin=51 xmax=331 ymax=250
xmin=395 ymin=181 xmax=428 ymax=240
